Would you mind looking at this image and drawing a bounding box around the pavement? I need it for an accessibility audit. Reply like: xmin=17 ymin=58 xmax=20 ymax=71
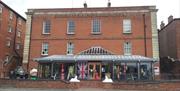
xmin=0 ymin=88 xmax=150 ymax=91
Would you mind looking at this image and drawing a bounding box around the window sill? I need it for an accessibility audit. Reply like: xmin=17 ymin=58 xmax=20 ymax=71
xmin=41 ymin=54 xmax=48 ymax=56
xmin=91 ymin=32 xmax=101 ymax=35
xmin=123 ymin=32 xmax=132 ymax=34
xmin=42 ymin=33 xmax=50 ymax=35
xmin=124 ymin=54 xmax=132 ymax=56
xmin=67 ymin=54 xmax=73 ymax=55
xmin=67 ymin=33 xmax=75 ymax=35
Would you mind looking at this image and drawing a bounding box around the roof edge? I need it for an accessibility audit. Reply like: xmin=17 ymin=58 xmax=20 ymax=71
xmin=27 ymin=5 xmax=157 ymax=13
xmin=159 ymin=18 xmax=180 ymax=32
xmin=28 ymin=5 xmax=156 ymax=10
xmin=0 ymin=1 xmax=26 ymax=21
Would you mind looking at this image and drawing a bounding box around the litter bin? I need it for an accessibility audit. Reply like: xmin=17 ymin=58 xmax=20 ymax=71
xmin=31 ymin=76 xmax=37 ymax=80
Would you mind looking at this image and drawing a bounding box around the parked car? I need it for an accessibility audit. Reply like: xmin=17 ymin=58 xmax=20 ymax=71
xmin=10 ymin=66 xmax=28 ymax=79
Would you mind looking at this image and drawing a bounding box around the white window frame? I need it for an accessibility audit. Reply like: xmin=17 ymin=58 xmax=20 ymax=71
xmin=6 ymin=40 xmax=11 ymax=47
xmin=4 ymin=55 xmax=9 ymax=64
xmin=92 ymin=19 xmax=101 ymax=34
xmin=67 ymin=20 xmax=75 ymax=34
xmin=0 ymin=6 xmax=2 ymax=13
xmin=8 ymin=26 xmax=12 ymax=33
xmin=16 ymin=43 xmax=20 ymax=50
xmin=17 ymin=31 xmax=21 ymax=37
xmin=67 ymin=42 xmax=74 ymax=55
xmin=9 ymin=11 xmax=13 ymax=20
xmin=123 ymin=19 xmax=132 ymax=33
xmin=41 ymin=43 xmax=49 ymax=55
xmin=42 ymin=20 xmax=51 ymax=34
xmin=124 ymin=42 xmax=132 ymax=55
xmin=18 ymin=18 xmax=22 ymax=25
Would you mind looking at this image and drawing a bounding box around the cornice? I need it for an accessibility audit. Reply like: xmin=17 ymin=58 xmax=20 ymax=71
xmin=32 ymin=10 xmax=152 ymax=17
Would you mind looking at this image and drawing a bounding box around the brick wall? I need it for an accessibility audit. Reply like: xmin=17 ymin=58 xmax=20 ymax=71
xmin=27 ymin=8 xmax=155 ymax=71
xmin=1 ymin=79 xmax=180 ymax=90
xmin=159 ymin=19 xmax=180 ymax=59
xmin=176 ymin=20 xmax=180 ymax=59
xmin=0 ymin=1 xmax=26 ymax=78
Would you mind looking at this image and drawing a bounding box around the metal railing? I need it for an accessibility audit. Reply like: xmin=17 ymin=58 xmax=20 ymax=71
xmin=160 ymin=73 xmax=180 ymax=80
xmin=2 ymin=72 xmax=180 ymax=81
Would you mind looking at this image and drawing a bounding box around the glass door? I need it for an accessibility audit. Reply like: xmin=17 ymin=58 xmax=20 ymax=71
xmin=88 ymin=62 xmax=101 ymax=80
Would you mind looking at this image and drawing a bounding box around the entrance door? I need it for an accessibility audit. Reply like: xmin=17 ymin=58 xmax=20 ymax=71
xmin=88 ymin=62 xmax=101 ymax=80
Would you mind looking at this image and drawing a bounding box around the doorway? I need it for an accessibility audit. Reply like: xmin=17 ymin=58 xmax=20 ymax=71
xmin=88 ymin=62 xmax=101 ymax=80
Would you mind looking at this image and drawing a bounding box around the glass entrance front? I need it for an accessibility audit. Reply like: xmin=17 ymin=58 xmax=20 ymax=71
xmin=88 ymin=62 xmax=101 ymax=80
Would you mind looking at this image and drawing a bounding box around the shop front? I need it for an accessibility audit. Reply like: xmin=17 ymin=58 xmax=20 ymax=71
xmin=34 ymin=55 xmax=155 ymax=81
xmin=34 ymin=47 xmax=156 ymax=81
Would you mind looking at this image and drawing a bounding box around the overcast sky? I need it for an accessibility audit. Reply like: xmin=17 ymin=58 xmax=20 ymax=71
xmin=2 ymin=0 xmax=180 ymax=28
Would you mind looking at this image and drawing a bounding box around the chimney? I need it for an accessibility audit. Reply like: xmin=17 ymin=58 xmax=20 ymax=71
xmin=108 ymin=0 xmax=111 ymax=7
xmin=83 ymin=2 xmax=87 ymax=8
xmin=168 ymin=15 xmax=173 ymax=23
xmin=160 ymin=21 xmax=165 ymax=29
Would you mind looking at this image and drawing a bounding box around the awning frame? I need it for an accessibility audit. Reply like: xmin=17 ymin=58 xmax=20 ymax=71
xmin=34 ymin=55 xmax=156 ymax=63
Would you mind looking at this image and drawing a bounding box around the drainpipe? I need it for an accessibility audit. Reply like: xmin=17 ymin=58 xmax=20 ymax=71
xmin=13 ymin=15 xmax=21 ymax=66
xmin=143 ymin=14 xmax=147 ymax=57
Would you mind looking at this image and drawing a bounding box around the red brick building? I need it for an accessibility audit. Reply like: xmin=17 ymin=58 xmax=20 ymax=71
xmin=159 ymin=16 xmax=180 ymax=78
xmin=159 ymin=16 xmax=180 ymax=60
xmin=23 ymin=4 xmax=159 ymax=81
xmin=0 ymin=1 xmax=26 ymax=78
